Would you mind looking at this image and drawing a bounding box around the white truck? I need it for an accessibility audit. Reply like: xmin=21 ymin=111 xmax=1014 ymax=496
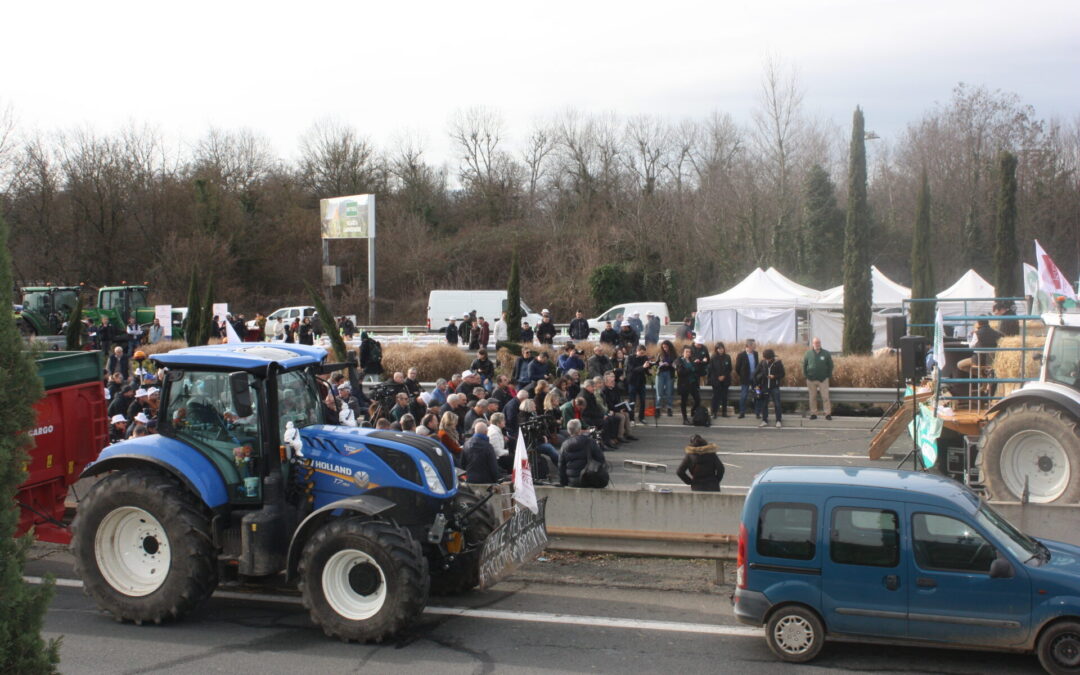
xmin=427 ymin=291 xmax=541 ymax=332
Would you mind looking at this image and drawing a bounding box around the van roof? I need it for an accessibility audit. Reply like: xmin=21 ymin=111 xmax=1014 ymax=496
xmin=756 ymin=466 xmax=980 ymax=513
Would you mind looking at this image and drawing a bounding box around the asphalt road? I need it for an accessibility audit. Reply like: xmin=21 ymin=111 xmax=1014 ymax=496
xmin=28 ymin=549 xmax=1042 ymax=675
xmin=541 ymin=413 xmax=913 ymax=491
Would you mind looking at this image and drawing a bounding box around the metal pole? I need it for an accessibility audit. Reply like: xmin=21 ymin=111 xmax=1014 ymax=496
xmin=322 ymin=239 xmax=330 ymax=300
xmin=367 ymin=236 xmax=376 ymax=325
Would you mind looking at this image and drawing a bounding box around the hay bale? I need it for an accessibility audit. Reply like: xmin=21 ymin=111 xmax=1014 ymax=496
xmin=994 ymin=335 xmax=1045 ymax=395
xmin=382 ymin=344 xmax=470 ymax=382
xmin=143 ymin=339 xmax=187 ymax=356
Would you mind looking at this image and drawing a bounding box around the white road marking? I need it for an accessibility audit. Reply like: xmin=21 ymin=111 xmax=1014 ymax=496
xmin=29 ymin=576 xmax=762 ymax=638
xmin=718 ymin=452 xmax=870 ymax=459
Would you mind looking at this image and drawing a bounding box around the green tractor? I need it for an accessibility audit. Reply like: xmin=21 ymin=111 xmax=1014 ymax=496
xmin=14 ymin=285 xmax=82 ymax=337
xmin=82 ymin=284 xmax=156 ymax=328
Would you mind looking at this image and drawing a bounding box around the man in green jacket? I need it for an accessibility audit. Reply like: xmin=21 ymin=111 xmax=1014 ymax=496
xmin=802 ymin=337 xmax=834 ymax=420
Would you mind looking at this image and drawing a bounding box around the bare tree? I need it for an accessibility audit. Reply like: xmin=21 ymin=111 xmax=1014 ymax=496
xmin=521 ymin=121 xmax=557 ymax=208
xmin=448 ymin=106 xmax=519 ymax=222
xmin=624 ymin=115 xmax=670 ymax=195
xmin=299 ymin=118 xmax=381 ymax=199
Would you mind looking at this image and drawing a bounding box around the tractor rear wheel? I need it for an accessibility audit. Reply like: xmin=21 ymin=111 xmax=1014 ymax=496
xmin=299 ymin=518 xmax=428 ymax=642
xmin=429 ymin=487 xmax=499 ymax=595
xmin=71 ymin=469 xmax=217 ymax=624
xmin=981 ymin=402 xmax=1080 ymax=503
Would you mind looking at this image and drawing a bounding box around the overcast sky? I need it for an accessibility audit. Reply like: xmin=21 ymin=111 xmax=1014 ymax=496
xmin=4 ymin=0 xmax=1078 ymax=167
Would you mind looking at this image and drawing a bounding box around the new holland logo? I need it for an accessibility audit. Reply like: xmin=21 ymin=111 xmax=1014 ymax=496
xmin=310 ymin=460 xmax=353 ymax=476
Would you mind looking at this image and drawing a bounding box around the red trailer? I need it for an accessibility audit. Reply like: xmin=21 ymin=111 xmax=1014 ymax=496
xmin=16 ymin=351 xmax=108 ymax=544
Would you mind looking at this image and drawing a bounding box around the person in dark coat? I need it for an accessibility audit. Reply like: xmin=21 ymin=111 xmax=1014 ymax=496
xmin=558 ymin=419 xmax=608 ymax=488
xmin=754 ymin=348 xmax=786 ymax=428
xmin=520 ymin=322 xmax=535 ymax=344
xmin=477 ymin=317 xmax=491 ymax=350
xmin=626 ymin=344 xmax=651 ymax=423
xmin=568 ymin=311 xmax=590 ymax=341
xmin=359 ymin=332 xmax=383 ymax=380
xmin=676 ymin=434 xmax=724 ymax=492
xmin=734 ymin=340 xmax=759 ymax=419
xmin=707 ymin=342 xmax=733 ymax=417
xmin=536 ymin=315 xmax=557 ymax=345
xmin=445 ymin=318 xmax=459 ymax=345
xmin=298 ymin=317 xmax=314 ymax=345
xmin=617 ymin=323 xmax=639 ymax=351
xmin=599 ymin=321 xmax=619 ymax=346
xmin=461 ymin=421 xmax=503 ymax=484
xmin=676 ymin=345 xmax=700 ymax=425
xmin=97 ymin=315 xmax=117 ymax=355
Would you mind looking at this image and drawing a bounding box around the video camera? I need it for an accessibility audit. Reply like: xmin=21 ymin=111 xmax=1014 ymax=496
xmin=369 ymin=382 xmax=401 ymax=407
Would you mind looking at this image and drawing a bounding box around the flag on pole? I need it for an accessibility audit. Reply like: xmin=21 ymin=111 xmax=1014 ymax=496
xmin=1035 ymin=240 xmax=1078 ymax=307
xmin=933 ymin=309 xmax=945 ymax=373
xmin=224 ymin=319 xmax=242 ymax=344
xmin=511 ymin=432 xmax=538 ymax=514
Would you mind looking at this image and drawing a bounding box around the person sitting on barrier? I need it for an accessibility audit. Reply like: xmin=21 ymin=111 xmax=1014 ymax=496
xmin=676 ymin=434 xmax=725 ymax=492
xmin=558 ymin=419 xmax=609 ymax=488
xmin=958 ymin=320 xmax=1002 ymax=375
xmin=470 ymin=348 xmax=496 ymax=390
xmin=461 ymin=421 xmax=504 ymax=484
xmin=464 ymin=398 xmax=488 ymax=433
xmin=487 ymin=412 xmax=512 ymax=472
xmin=390 ymin=392 xmax=411 ymax=422
xmin=404 ymin=367 xmax=422 ymax=399
xmin=560 ymin=396 xmax=586 ymax=430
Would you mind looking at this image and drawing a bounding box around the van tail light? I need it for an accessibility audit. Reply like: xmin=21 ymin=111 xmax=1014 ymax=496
xmin=736 ymin=522 xmax=748 ymax=589
xmin=426 ymin=318 xmax=431 ymax=330
xmin=664 ymin=316 xmax=669 ymax=325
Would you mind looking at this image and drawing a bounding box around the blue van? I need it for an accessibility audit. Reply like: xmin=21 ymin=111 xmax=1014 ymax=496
xmin=734 ymin=466 xmax=1080 ymax=674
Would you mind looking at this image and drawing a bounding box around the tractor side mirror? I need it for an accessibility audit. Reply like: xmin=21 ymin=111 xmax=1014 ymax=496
xmin=230 ymin=371 xmax=254 ymax=418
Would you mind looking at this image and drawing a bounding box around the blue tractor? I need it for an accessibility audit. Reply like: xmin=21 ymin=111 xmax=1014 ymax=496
xmin=70 ymin=343 xmax=500 ymax=641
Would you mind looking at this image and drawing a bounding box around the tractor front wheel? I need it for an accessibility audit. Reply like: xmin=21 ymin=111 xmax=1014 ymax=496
xmin=981 ymin=402 xmax=1080 ymax=503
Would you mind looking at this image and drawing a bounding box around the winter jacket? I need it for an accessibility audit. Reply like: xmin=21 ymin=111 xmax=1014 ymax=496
xmin=802 ymin=348 xmax=834 ymax=382
xmin=617 ymin=326 xmax=639 ymax=350
xmin=734 ymin=350 xmax=759 ymax=385
xmin=536 ymin=319 xmax=557 ymax=345
xmin=445 ymin=323 xmax=459 ymax=345
xmin=462 ymin=433 xmax=502 ymax=484
xmin=580 ymin=389 xmax=606 ymax=427
xmin=587 ymin=354 xmax=612 ymax=379
xmin=644 ymin=316 xmax=661 ymax=344
xmin=753 ymin=359 xmax=785 ymax=391
xmin=148 ymin=324 xmax=164 ymax=344
xmin=627 ymin=317 xmax=644 ymax=335
xmin=568 ymin=318 xmax=590 ymax=341
xmin=626 ymin=354 xmax=651 ymax=387
xmin=557 ymin=353 xmax=585 ymax=374
xmin=599 ymin=328 xmax=619 ymax=346
xmin=676 ymin=357 xmax=698 ymax=392
xmin=691 ymin=344 xmax=710 ymax=377
xmin=526 ymin=358 xmax=550 ymax=384
xmin=512 ymin=356 xmax=534 ymax=385
xmin=707 ymin=353 xmax=733 ymax=388
xmin=558 ymin=433 xmax=607 ymax=487
xmin=471 ymin=357 xmax=495 ymax=380
xmin=360 ymin=337 xmax=383 ymax=375
xmin=478 ymin=321 xmax=491 ymax=347
xmin=676 ymin=443 xmax=724 ymax=492
xmin=520 ymin=327 xmax=534 ymax=343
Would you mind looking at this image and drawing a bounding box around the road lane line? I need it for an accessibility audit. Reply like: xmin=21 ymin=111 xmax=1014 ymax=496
xmin=29 ymin=576 xmax=761 ymax=638
xmin=717 ymin=452 xmax=872 ymax=459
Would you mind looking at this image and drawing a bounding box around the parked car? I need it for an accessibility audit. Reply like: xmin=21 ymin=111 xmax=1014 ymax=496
xmin=586 ymin=302 xmax=670 ymax=333
xmin=735 ymin=465 xmax=1080 ymax=674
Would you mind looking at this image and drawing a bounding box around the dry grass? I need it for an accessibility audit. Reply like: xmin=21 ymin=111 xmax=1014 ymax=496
xmin=382 ymin=343 xmax=471 ymax=381
xmin=142 ymin=339 xmax=188 ymax=355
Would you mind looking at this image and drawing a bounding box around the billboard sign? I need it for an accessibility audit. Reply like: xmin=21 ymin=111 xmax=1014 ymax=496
xmin=320 ymin=194 xmax=376 ymax=239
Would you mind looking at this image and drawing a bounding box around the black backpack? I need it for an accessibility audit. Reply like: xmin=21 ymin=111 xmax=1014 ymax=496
xmin=370 ymin=340 xmax=382 ymax=362
xmin=691 ymin=406 xmax=711 ymax=427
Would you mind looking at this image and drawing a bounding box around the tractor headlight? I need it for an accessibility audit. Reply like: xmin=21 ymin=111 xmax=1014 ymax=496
xmin=419 ymin=459 xmax=447 ymax=495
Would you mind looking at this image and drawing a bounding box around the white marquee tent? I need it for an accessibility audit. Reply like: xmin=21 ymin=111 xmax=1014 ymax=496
xmin=936 ymin=269 xmax=997 ymax=319
xmin=815 ymin=266 xmax=912 ymax=309
xmin=695 ymin=268 xmax=820 ymax=344
xmin=809 ymin=267 xmax=912 ymax=351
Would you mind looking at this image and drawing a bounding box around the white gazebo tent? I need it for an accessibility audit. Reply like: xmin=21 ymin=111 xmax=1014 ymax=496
xmin=808 ymin=266 xmax=912 ymax=351
xmin=936 ymin=269 xmax=996 ymax=319
xmin=695 ymin=268 xmax=820 ymax=344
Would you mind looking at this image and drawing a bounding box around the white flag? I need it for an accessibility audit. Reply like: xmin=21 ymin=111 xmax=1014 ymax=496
xmin=224 ymin=319 xmax=243 ymax=344
xmin=933 ymin=309 xmax=945 ymax=373
xmin=1035 ymin=240 xmax=1078 ymax=304
xmin=511 ymin=432 xmax=538 ymax=514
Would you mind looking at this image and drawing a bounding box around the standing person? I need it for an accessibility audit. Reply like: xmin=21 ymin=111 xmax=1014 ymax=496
xmin=734 ymin=339 xmax=759 ymax=419
xmin=493 ymin=311 xmax=509 ymax=344
xmin=676 ymin=345 xmax=701 ymax=425
xmin=477 ymin=316 xmax=491 ymax=350
xmin=359 ymin=332 xmax=383 ymax=382
xmin=690 ymin=337 xmax=710 ymax=384
xmin=536 ymin=311 xmax=557 ymax=345
xmin=445 ymin=317 xmax=459 ymax=346
xmin=311 ymin=312 xmax=323 ymax=339
xmin=674 ymin=316 xmax=694 ymax=341
xmin=655 ymin=340 xmax=678 ymax=417
xmin=802 ymin=337 xmax=834 ymax=421
xmin=298 ymin=317 xmax=314 ymax=345
xmin=254 ymin=312 xmax=267 ymax=340
xmin=676 ymin=434 xmax=725 ymax=492
xmin=626 ymin=344 xmax=651 ymax=423
xmin=125 ymin=317 xmax=144 ymax=354
xmin=627 ymin=311 xmax=644 ymax=337
xmin=106 ymin=346 xmax=130 ymax=381
xmin=568 ymin=311 xmax=590 ymax=341
xmin=97 ymin=315 xmax=116 ymax=355
xmin=643 ymin=311 xmax=661 ymax=346
xmin=520 ymin=321 xmax=534 ymax=344
xmin=147 ymin=318 xmax=164 ymax=345
xmin=755 ymin=348 xmax=786 ymax=429
xmin=598 ymin=321 xmax=619 ymax=346
xmin=707 ymin=342 xmax=733 ymax=418
xmin=459 ymin=313 xmax=473 ymax=347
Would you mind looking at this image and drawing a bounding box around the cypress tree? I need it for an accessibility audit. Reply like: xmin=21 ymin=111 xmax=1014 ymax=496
xmin=183 ymin=269 xmax=201 ymax=346
xmin=197 ymin=276 xmax=215 ymax=346
xmin=64 ymin=294 xmax=84 ymax=350
xmin=0 ymin=213 xmax=62 ymax=674
xmin=993 ymin=151 xmax=1019 ymax=298
xmin=910 ymin=169 xmax=936 ymax=338
xmin=506 ymin=250 xmax=522 ymax=342
xmin=842 ymin=106 xmax=874 ymax=354
xmin=800 ymin=165 xmax=845 ymax=288
xmin=305 ymin=282 xmax=347 ymax=363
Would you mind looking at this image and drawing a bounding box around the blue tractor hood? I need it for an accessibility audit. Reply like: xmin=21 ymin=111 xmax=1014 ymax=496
xmin=294 ymin=425 xmax=458 ymax=508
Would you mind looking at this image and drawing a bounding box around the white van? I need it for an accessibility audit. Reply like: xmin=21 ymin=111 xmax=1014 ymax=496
xmin=587 ymin=302 xmax=671 ymax=333
xmin=427 ymin=291 xmax=542 ymax=332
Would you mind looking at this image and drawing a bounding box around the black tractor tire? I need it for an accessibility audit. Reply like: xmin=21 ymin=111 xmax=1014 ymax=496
xmin=299 ymin=518 xmax=428 ymax=642
xmin=71 ymin=468 xmax=218 ymax=624
xmin=1038 ymin=620 xmax=1080 ymax=675
xmin=981 ymin=402 xmax=1080 ymax=504
xmin=429 ymin=487 xmax=499 ymax=596
xmin=765 ymin=604 xmax=826 ymax=663
xmin=16 ymin=319 xmax=36 ymax=339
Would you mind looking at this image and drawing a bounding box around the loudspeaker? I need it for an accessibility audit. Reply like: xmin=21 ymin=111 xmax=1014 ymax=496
xmin=885 ymin=315 xmax=907 ymax=349
xmin=899 ymin=335 xmax=928 ymax=380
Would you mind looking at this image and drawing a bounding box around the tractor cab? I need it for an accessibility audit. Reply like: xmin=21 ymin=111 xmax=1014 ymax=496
xmin=97 ymin=285 xmax=151 ymax=325
xmin=16 ymin=285 xmax=81 ymax=335
xmin=1041 ymin=312 xmax=1080 ymax=392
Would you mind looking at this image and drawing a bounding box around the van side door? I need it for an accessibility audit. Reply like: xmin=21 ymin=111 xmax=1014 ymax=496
xmin=822 ymin=498 xmax=908 ymax=638
xmin=905 ymin=507 xmax=1030 ymax=647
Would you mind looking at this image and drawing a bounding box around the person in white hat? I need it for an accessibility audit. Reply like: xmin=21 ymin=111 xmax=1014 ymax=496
xmin=627 ymin=311 xmax=644 ymax=336
xmin=536 ymin=310 xmax=557 ymax=345
xmin=127 ymin=388 xmax=151 ymax=424
xmin=644 ymin=311 xmax=661 ymax=346
xmin=109 ymin=414 xmax=128 ymax=444
xmin=691 ymin=336 xmax=710 ymax=385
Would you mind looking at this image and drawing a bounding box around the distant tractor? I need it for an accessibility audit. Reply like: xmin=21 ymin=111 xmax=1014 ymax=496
xmin=70 ymin=343 xmax=507 ymax=642
xmin=979 ymin=312 xmax=1080 ymax=503
xmin=14 ymin=285 xmax=81 ymax=337
xmin=82 ymin=284 xmax=156 ymax=327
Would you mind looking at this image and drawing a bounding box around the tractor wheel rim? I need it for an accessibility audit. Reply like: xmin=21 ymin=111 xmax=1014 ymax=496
xmin=94 ymin=506 xmax=171 ymax=597
xmin=774 ymin=615 xmax=814 ymax=654
xmin=1002 ymin=430 xmax=1070 ymax=503
xmin=323 ymin=549 xmax=387 ymax=621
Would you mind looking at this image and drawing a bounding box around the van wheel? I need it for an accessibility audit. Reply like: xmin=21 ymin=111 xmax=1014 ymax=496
xmin=1038 ymin=621 xmax=1080 ymax=674
xmin=765 ymin=605 xmax=824 ymax=663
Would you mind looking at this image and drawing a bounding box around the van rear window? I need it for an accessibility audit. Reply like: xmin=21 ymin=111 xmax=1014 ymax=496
xmin=757 ymin=503 xmax=817 ymax=560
